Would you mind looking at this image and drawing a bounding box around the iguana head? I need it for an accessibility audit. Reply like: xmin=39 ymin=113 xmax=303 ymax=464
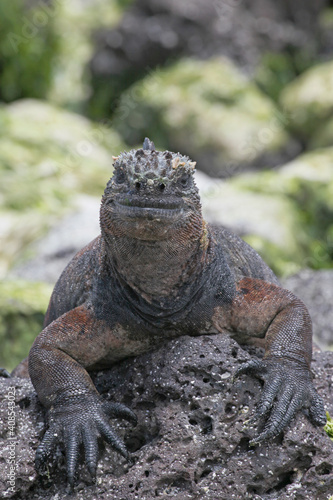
xmin=101 ymin=138 xmax=202 ymax=241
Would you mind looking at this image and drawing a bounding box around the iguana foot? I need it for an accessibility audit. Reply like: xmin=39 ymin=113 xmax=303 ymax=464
xmin=235 ymin=357 xmax=326 ymax=444
xmin=35 ymin=395 xmax=137 ymax=488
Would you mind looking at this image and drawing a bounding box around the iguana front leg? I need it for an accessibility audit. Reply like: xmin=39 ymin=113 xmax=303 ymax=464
xmin=213 ymin=277 xmax=326 ymax=442
xmin=29 ymin=305 xmax=137 ymax=487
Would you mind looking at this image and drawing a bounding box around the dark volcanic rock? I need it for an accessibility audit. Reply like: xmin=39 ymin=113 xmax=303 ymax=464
xmin=1 ymin=334 xmax=332 ymax=499
xmin=0 ymin=378 xmax=40 ymax=498
xmin=89 ymin=0 xmax=329 ymax=115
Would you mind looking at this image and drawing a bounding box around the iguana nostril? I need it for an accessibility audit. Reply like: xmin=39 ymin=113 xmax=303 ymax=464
xmin=135 ymin=182 xmax=141 ymax=189
xmin=159 ymin=183 xmax=165 ymax=191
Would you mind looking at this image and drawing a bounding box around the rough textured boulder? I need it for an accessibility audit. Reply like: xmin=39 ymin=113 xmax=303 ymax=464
xmin=1 ymin=334 xmax=332 ymax=499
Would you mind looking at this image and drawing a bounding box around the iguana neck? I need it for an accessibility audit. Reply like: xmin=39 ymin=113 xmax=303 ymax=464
xmin=102 ymin=222 xmax=209 ymax=304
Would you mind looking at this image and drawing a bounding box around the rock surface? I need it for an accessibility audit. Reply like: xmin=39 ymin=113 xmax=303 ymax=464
xmin=1 ymin=334 xmax=332 ymax=499
xmin=283 ymin=269 xmax=333 ymax=350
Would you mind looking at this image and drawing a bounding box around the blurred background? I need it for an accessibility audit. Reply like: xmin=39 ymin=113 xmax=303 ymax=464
xmin=1 ymin=0 xmax=333 ymax=370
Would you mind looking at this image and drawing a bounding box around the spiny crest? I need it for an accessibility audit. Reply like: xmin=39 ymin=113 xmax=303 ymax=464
xmin=142 ymin=137 xmax=155 ymax=151
xmin=111 ymin=138 xmax=197 ymax=184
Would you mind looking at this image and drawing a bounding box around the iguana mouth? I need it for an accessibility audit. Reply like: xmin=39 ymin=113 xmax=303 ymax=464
xmin=114 ymin=197 xmax=184 ymax=220
xmin=116 ymin=197 xmax=182 ymax=210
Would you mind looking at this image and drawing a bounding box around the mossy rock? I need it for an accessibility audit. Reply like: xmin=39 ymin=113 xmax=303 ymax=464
xmin=232 ymin=147 xmax=333 ymax=271
xmin=197 ymin=174 xmax=305 ymax=278
xmin=0 ymin=99 xmax=125 ymax=211
xmin=113 ymin=57 xmax=290 ymax=176
xmin=234 ymin=147 xmax=333 ymax=195
xmin=0 ymin=280 xmax=52 ymax=372
xmin=280 ymin=60 xmax=333 ymax=140
xmin=0 ymin=99 xmax=125 ymax=275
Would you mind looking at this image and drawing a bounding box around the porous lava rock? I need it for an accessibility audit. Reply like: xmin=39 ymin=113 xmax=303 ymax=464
xmin=1 ymin=334 xmax=332 ymax=499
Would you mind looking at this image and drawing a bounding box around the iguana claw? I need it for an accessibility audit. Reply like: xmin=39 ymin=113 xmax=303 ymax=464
xmin=35 ymin=395 xmax=136 ymax=488
xmin=235 ymin=357 xmax=326 ymax=443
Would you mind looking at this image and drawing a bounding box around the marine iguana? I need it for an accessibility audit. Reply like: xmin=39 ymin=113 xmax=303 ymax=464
xmin=26 ymin=138 xmax=326 ymax=487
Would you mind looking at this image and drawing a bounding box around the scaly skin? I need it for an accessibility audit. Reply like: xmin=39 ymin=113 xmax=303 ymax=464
xmin=28 ymin=138 xmax=326 ymax=487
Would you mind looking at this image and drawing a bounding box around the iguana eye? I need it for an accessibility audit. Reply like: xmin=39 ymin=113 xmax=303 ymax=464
xmin=114 ymin=169 xmax=126 ymax=184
